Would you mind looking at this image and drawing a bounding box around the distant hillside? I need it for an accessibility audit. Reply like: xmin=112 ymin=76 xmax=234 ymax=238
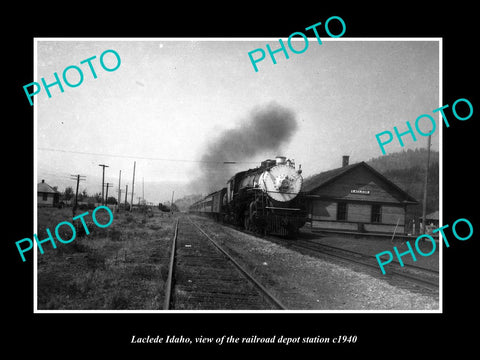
xmin=367 ymin=148 xmax=439 ymax=218
xmin=367 ymin=148 xmax=439 ymax=173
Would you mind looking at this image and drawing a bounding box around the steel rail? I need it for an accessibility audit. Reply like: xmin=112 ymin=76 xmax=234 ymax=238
xmin=187 ymin=217 xmax=287 ymax=310
xmin=224 ymin=220 xmax=439 ymax=291
xmin=201 ymin=219 xmax=438 ymax=292
xmin=163 ymin=218 xmax=179 ymax=310
xmin=291 ymin=241 xmax=439 ymax=291
xmin=300 ymin=240 xmax=439 ymax=275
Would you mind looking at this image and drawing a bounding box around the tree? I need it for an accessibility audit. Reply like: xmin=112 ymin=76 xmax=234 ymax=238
xmin=93 ymin=192 xmax=102 ymax=203
xmin=78 ymin=188 xmax=88 ymax=201
xmin=63 ymin=186 xmax=74 ymax=201
xmin=106 ymin=196 xmax=118 ymax=205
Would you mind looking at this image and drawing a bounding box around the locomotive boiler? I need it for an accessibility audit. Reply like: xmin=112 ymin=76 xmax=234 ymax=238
xmin=191 ymin=156 xmax=307 ymax=237
xmin=225 ymin=156 xmax=306 ymax=236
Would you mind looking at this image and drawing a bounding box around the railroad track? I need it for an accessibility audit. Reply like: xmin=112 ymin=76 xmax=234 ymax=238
xmin=163 ymin=216 xmax=286 ymax=310
xmin=303 ymin=240 xmax=439 ymax=275
xmin=283 ymin=239 xmax=439 ymax=292
xmin=214 ymin=219 xmax=439 ymax=292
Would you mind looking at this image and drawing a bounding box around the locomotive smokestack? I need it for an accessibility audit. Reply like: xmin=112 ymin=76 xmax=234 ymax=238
xmin=276 ymin=156 xmax=286 ymax=165
xmin=342 ymin=155 xmax=349 ymax=167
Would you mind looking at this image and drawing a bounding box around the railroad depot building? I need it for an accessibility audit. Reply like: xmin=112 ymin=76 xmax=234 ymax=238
xmin=303 ymin=157 xmax=418 ymax=234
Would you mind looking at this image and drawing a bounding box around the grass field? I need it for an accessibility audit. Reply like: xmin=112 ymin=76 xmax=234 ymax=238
xmin=36 ymin=206 xmax=175 ymax=310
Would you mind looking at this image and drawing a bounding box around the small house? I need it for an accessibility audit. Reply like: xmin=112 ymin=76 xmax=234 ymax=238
xmin=37 ymin=179 xmax=59 ymax=207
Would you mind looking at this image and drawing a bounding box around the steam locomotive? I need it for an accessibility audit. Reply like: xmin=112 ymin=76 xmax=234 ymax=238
xmin=190 ymin=156 xmax=307 ymax=237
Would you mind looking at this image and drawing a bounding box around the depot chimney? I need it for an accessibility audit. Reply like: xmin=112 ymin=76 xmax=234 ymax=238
xmin=342 ymin=155 xmax=349 ymax=167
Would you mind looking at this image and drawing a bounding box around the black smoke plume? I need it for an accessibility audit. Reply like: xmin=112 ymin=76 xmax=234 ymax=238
xmin=194 ymin=102 xmax=298 ymax=194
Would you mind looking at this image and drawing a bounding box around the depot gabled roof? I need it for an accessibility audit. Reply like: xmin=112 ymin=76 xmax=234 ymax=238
xmin=302 ymin=161 xmax=418 ymax=204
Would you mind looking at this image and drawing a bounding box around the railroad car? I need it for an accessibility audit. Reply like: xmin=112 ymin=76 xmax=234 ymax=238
xmin=190 ymin=188 xmax=227 ymax=221
xmin=190 ymin=156 xmax=307 ymax=237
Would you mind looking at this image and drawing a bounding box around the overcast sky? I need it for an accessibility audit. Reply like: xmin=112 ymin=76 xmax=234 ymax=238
xmin=36 ymin=38 xmax=440 ymax=204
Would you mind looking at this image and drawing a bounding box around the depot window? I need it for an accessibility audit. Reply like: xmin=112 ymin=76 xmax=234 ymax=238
xmin=337 ymin=202 xmax=347 ymax=221
xmin=371 ymin=204 xmax=382 ymax=223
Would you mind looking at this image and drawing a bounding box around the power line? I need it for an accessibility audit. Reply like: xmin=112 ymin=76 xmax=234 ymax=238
xmin=118 ymin=170 xmax=122 ymax=212
xmin=70 ymin=174 xmax=86 ymax=216
xmin=98 ymin=164 xmax=109 ymax=205
xmin=38 ymin=147 xmax=260 ymax=164
xmin=105 ymin=183 xmax=113 ymax=204
xmin=125 ymin=184 xmax=129 ymax=208
xmin=130 ymin=161 xmax=136 ymax=212
xmin=421 ymin=135 xmax=432 ymax=233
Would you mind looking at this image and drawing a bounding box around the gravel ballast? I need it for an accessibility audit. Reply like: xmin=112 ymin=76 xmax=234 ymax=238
xmin=193 ymin=216 xmax=440 ymax=311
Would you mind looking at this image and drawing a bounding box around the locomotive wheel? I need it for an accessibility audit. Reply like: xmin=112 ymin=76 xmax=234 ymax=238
xmin=244 ymin=212 xmax=251 ymax=231
xmin=250 ymin=218 xmax=257 ymax=233
xmin=286 ymin=224 xmax=299 ymax=239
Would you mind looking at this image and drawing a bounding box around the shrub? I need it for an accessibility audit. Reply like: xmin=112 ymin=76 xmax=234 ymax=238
xmin=108 ymin=228 xmax=122 ymax=241
xmin=105 ymin=290 xmax=130 ymax=309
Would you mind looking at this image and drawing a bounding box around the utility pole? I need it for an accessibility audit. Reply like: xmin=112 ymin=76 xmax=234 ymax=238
xmin=117 ymin=170 xmax=122 ymax=212
xmin=105 ymin=183 xmax=113 ymax=206
xmin=125 ymin=184 xmax=129 ymax=209
xmin=98 ymin=164 xmax=109 ymax=205
xmin=117 ymin=188 xmax=123 ymax=212
xmin=130 ymin=161 xmax=136 ymax=211
xmin=70 ymin=174 xmax=86 ymax=216
xmin=421 ymin=135 xmax=432 ymax=234
xmin=171 ymin=190 xmax=175 ymax=214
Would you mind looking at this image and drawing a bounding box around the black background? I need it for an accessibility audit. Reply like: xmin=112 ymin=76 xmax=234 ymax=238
xmin=5 ymin=3 xmax=477 ymax=355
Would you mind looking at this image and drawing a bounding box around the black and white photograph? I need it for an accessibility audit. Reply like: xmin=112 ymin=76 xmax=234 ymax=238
xmin=6 ymin=5 xmax=478 ymax=354
xmin=32 ymin=38 xmax=441 ymax=312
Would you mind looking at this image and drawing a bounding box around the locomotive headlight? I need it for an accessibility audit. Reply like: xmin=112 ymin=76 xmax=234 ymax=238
xmin=260 ymin=164 xmax=303 ymax=202
xmin=275 ymin=175 xmax=292 ymax=192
